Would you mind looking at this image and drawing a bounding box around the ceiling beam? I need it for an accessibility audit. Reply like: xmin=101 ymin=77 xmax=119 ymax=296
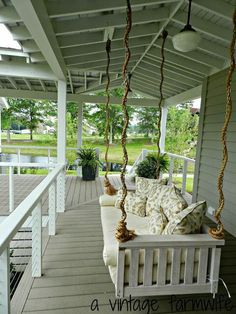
xmin=12 ymin=0 xmax=67 ymax=80
xmin=0 ymin=6 xmax=21 ymax=23
xmin=7 ymin=77 xmax=18 ymax=89
xmin=0 ymin=48 xmax=28 ymax=58
xmin=39 ymin=80 xmax=47 ymax=92
xmin=164 ymin=85 xmax=202 ymax=106
xmin=172 ymin=11 xmax=231 ymax=43
xmin=0 ymin=88 xmax=161 ymax=106
xmin=52 ymin=7 xmax=169 ymax=36
xmin=23 ymin=78 xmax=32 ymax=90
xmin=0 ymin=61 xmax=56 ymax=80
xmin=131 ymin=1 xmax=184 ymax=73
xmin=193 ymin=0 xmax=234 ymax=22
xmin=57 ymin=23 xmax=159 ymax=49
xmin=67 ymin=70 xmax=74 ymax=94
xmin=46 ymin=0 xmax=177 ymax=18
xmin=75 ymin=76 xmax=120 ymax=93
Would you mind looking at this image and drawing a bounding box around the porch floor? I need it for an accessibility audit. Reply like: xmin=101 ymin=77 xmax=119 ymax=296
xmin=5 ymin=175 xmax=235 ymax=313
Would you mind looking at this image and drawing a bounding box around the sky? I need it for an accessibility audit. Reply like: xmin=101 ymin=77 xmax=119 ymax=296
xmin=0 ymin=23 xmax=21 ymax=49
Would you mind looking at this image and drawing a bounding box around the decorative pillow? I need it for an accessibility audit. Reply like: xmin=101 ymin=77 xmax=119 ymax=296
xmin=115 ymin=189 xmax=147 ymax=217
xmin=158 ymin=185 xmax=188 ymax=220
xmin=135 ymin=176 xmax=167 ymax=198
xmin=162 ymin=201 xmax=207 ymax=235
xmin=146 ymin=184 xmax=163 ymax=216
xmin=148 ymin=209 xmax=168 ymax=234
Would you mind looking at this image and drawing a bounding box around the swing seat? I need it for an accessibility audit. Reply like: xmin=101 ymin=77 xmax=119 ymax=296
xmin=100 ymin=195 xmax=225 ymax=298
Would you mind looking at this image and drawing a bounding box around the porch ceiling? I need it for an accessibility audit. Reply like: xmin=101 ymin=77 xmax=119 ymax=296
xmin=0 ymin=0 xmax=235 ymax=102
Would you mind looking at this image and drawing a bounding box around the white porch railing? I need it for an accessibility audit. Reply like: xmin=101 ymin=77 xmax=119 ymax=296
xmin=0 ymin=145 xmax=100 ymax=176
xmin=128 ymin=149 xmax=195 ymax=194
xmin=0 ymin=162 xmax=65 ymax=313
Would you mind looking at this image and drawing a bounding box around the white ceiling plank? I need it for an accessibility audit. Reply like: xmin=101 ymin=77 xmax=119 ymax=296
xmin=11 ymin=25 xmax=32 ymax=41
xmin=7 ymin=77 xmax=18 ymax=89
xmin=84 ymin=73 xmax=87 ymax=91
xmin=172 ymin=12 xmax=231 ymax=43
xmin=153 ymin=38 xmax=225 ymax=69
xmin=164 ymin=85 xmax=202 ymax=106
xmin=46 ymin=0 xmax=177 ymax=18
xmin=67 ymin=70 xmax=74 ymax=94
xmin=29 ymin=52 xmax=45 ymax=63
xmin=0 ymin=6 xmax=21 ymax=23
xmin=148 ymin=47 xmax=211 ymax=75
xmin=23 ymin=78 xmax=32 ymax=90
xmin=12 ymin=0 xmax=67 ymax=80
xmin=76 ymin=75 xmax=119 ymax=94
xmin=193 ymin=0 xmax=234 ymax=21
xmin=131 ymin=0 xmax=185 ymax=73
xmin=65 ymin=47 xmax=145 ymax=66
xmin=21 ymin=41 xmax=39 ymax=53
xmin=0 ymin=61 xmax=56 ymax=80
xmin=52 ymin=7 xmax=169 ymax=36
xmin=62 ymin=36 xmax=152 ymax=59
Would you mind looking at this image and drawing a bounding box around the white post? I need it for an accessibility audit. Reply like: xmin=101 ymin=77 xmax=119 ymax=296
xmin=77 ymin=103 xmax=83 ymax=177
xmin=77 ymin=103 xmax=83 ymax=148
xmin=57 ymin=80 xmax=66 ymax=212
xmin=181 ymin=159 xmax=188 ymax=194
xmin=168 ymin=157 xmax=174 ymax=185
xmin=49 ymin=181 xmax=56 ymax=235
xmin=160 ymin=106 xmax=168 ymax=154
xmin=0 ymin=247 xmax=10 ymax=314
xmin=32 ymin=202 xmax=42 ymax=277
xmin=0 ymin=108 xmax=2 ymax=154
xmin=17 ymin=148 xmax=20 ymax=175
xmin=95 ymin=148 xmax=100 ymax=177
xmin=9 ymin=166 xmax=14 ymax=212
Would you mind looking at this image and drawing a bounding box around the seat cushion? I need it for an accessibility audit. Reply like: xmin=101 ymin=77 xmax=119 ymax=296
xmin=162 ymin=201 xmax=207 ymax=235
xmin=99 ymin=194 xmax=118 ymax=206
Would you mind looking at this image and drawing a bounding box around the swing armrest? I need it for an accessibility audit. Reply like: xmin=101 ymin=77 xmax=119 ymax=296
xmin=99 ymin=194 xmax=118 ymax=206
xmin=118 ymin=234 xmax=225 ymax=249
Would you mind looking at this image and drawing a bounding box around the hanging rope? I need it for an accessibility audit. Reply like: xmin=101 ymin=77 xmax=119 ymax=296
xmin=115 ymin=0 xmax=136 ymax=243
xmin=156 ymin=30 xmax=168 ymax=179
xmin=104 ymin=38 xmax=117 ymax=196
xmin=209 ymin=9 xmax=236 ymax=240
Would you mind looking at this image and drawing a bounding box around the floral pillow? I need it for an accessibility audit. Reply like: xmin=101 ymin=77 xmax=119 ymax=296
xmin=148 ymin=209 xmax=168 ymax=234
xmin=158 ymin=185 xmax=188 ymax=220
xmin=146 ymin=184 xmax=163 ymax=216
xmin=162 ymin=201 xmax=207 ymax=235
xmin=135 ymin=176 xmax=168 ymax=198
xmin=115 ymin=189 xmax=147 ymax=217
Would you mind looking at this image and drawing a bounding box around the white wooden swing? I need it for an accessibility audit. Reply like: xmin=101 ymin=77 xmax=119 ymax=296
xmin=100 ymin=0 xmax=235 ymax=299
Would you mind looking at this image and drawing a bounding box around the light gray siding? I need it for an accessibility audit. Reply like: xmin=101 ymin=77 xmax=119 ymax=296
xmin=194 ymin=68 xmax=236 ymax=237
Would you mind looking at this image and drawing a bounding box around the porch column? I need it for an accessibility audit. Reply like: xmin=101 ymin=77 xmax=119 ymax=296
xmin=160 ymin=106 xmax=168 ymax=153
xmin=77 ymin=103 xmax=83 ymax=148
xmin=57 ymin=80 xmax=66 ymax=212
xmin=0 ymin=108 xmax=2 ymax=154
xmin=77 ymin=103 xmax=83 ymax=177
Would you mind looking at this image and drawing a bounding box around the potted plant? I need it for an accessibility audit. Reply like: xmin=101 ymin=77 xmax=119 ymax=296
xmin=77 ymin=147 xmax=101 ymax=181
xmin=135 ymin=152 xmax=169 ymax=179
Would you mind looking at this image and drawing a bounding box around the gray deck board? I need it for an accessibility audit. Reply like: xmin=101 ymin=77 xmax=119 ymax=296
xmin=5 ymin=174 xmax=235 ymax=313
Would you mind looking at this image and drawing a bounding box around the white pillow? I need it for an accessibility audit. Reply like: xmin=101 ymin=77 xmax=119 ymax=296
xmin=148 ymin=210 xmax=168 ymax=234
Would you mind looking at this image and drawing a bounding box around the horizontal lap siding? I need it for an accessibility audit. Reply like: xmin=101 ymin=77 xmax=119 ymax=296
xmin=196 ymin=68 xmax=236 ymax=236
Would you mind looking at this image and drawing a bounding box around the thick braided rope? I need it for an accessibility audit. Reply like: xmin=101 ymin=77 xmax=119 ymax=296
xmin=115 ymin=0 xmax=136 ymax=242
xmin=209 ymin=9 xmax=236 ymax=239
xmin=156 ymin=30 xmax=168 ymax=179
xmin=104 ymin=38 xmax=116 ymax=195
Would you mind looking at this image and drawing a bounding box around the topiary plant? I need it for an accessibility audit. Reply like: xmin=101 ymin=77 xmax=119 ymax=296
xmin=135 ymin=153 xmax=169 ymax=179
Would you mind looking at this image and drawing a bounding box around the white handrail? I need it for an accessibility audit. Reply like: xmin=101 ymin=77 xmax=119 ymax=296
xmin=0 ymin=163 xmax=64 ymax=255
xmin=0 ymin=162 xmax=57 ymax=168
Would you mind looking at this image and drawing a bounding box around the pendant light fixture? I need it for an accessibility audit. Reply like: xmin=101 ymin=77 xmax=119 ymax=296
xmin=172 ymin=0 xmax=201 ymax=52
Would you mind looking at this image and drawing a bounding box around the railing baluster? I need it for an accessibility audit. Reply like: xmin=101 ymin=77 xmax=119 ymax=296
xmin=32 ymin=201 xmax=42 ymax=277
xmin=0 ymin=247 xmax=10 ymax=314
xmin=56 ymin=170 xmax=65 ymax=212
xmin=49 ymin=181 xmax=56 ymax=235
xmin=181 ymin=159 xmax=188 ymax=194
xmin=17 ymin=148 xmax=21 ymax=175
xmin=9 ymin=166 xmax=14 ymax=212
xmin=95 ymin=148 xmax=100 ymax=177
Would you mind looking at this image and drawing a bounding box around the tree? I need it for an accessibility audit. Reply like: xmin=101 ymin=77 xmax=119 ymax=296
xmin=7 ymin=98 xmax=56 ymax=140
xmin=135 ymin=107 xmax=158 ymax=138
xmin=83 ymin=88 xmax=136 ymax=143
xmin=1 ymin=107 xmax=14 ymax=142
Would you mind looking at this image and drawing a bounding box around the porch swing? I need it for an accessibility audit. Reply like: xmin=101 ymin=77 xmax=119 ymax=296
xmin=99 ymin=0 xmax=235 ymax=298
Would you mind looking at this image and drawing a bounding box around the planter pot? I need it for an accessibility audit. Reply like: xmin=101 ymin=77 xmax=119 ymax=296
xmin=82 ymin=165 xmax=96 ymax=181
